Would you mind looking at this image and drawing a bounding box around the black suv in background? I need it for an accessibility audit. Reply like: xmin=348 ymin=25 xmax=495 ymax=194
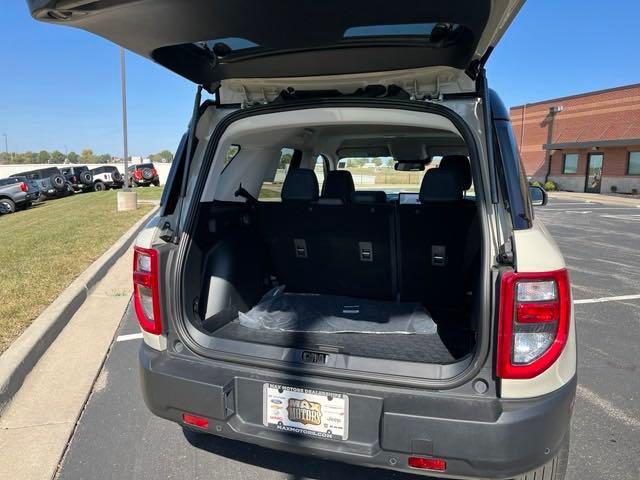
xmin=60 ymin=166 xmax=94 ymax=193
xmin=11 ymin=167 xmax=70 ymax=199
xmin=128 ymin=163 xmax=160 ymax=187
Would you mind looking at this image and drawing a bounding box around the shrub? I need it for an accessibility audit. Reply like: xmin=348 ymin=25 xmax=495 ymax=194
xmin=530 ymin=180 xmax=542 ymax=187
xmin=543 ymin=180 xmax=557 ymax=191
xmin=610 ymin=185 xmax=618 ymax=193
xmin=632 ymin=188 xmax=639 ymax=195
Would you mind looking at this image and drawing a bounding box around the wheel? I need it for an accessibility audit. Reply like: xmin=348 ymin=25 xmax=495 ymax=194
xmin=152 ymin=181 xmax=160 ymax=187
xmin=50 ymin=174 xmax=66 ymax=191
xmin=94 ymin=181 xmax=106 ymax=192
xmin=0 ymin=198 xmax=16 ymax=214
xmin=513 ymin=432 xmax=570 ymax=480
xmin=80 ymin=171 xmax=93 ymax=185
xmin=143 ymin=183 xmax=150 ymax=187
xmin=141 ymin=168 xmax=154 ymax=180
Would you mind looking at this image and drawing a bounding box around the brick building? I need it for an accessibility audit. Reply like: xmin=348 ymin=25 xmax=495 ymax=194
xmin=510 ymin=83 xmax=640 ymax=194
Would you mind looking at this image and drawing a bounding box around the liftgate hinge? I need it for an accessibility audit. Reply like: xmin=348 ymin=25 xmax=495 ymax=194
xmin=159 ymin=221 xmax=179 ymax=244
xmin=497 ymin=238 xmax=514 ymax=265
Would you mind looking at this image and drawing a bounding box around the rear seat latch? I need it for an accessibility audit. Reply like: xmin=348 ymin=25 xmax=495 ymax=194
xmin=359 ymin=242 xmax=373 ymax=262
xmin=294 ymin=238 xmax=308 ymax=258
xmin=431 ymin=245 xmax=447 ymax=267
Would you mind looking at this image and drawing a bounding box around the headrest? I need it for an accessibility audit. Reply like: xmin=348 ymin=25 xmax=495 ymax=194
xmin=419 ymin=169 xmax=463 ymax=203
xmin=439 ymin=155 xmax=472 ymax=190
xmin=352 ymin=190 xmax=387 ymax=204
xmin=281 ymin=168 xmax=319 ymax=202
xmin=321 ymin=170 xmax=355 ymax=202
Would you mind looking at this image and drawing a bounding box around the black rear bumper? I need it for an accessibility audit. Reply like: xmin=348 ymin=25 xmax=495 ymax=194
xmin=139 ymin=344 xmax=575 ymax=479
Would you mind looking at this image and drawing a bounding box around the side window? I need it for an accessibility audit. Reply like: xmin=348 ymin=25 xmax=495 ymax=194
xmin=563 ymin=154 xmax=578 ymax=174
xmin=313 ymin=155 xmax=327 ymax=192
xmin=224 ymin=145 xmax=240 ymax=167
xmin=258 ymin=148 xmax=293 ymax=201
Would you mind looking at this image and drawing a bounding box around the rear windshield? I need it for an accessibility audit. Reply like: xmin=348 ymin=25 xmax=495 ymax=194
xmin=136 ymin=163 xmax=154 ymax=169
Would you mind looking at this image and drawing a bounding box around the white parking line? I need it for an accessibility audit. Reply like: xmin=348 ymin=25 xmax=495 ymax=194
xmin=115 ymin=332 xmax=143 ymax=342
xmin=577 ymin=385 xmax=640 ymax=429
xmin=574 ymin=293 xmax=640 ymax=304
xmin=543 ymin=206 xmax=640 ymax=211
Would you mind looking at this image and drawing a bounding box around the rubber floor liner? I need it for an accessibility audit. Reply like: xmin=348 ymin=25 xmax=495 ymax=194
xmin=238 ymin=287 xmax=437 ymax=334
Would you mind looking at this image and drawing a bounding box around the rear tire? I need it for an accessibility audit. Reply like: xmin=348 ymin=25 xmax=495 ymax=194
xmin=94 ymin=181 xmax=106 ymax=192
xmin=513 ymin=432 xmax=570 ymax=480
xmin=0 ymin=198 xmax=16 ymax=214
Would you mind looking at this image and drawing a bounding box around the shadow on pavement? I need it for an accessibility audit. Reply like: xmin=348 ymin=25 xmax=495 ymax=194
xmin=182 ymin=428 xmax=438 ymax=480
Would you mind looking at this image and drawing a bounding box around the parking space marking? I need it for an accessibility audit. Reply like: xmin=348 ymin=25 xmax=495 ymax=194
xmin=574 ymin=293 xmax=640 ymax=304
xmin=115 ymin=333 xmax=143 ymax=342
xmin=543 ymin=206 xmax=640 ymax=211
xmin=600 ymin=214 xmax=640 ymax=222
xmin=576 ymin=385 xmax=640 ymax=429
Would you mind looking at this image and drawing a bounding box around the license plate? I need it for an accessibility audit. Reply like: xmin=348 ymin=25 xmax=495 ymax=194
xmin=263 ymin=384 xmax=348 ymax=440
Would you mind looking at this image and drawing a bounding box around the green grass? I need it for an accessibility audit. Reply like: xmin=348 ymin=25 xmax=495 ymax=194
xmin=0 ymin=191 xmax=155 ymax=353
xmin=131 ymin=185 xmax=164 ymax=201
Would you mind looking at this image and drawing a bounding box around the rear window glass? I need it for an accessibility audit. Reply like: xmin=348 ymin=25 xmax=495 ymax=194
xmin=344 ymin=23 xmax=459 ymax=39
xmin=136 ymin=163 xmax=154 ymax=169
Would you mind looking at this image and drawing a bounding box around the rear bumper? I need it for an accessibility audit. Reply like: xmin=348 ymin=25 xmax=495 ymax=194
xmin=139 ymin=345 xmax=575 ymax=480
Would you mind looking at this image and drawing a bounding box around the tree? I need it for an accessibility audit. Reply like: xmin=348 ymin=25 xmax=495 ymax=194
xmin=81 ymin=148 xmax=94 ymax=162
xmin=67 ymin=151 xmax=79 ymax=163
xmin=98 ymin=154 xmax=111 ymax=163
xmin=38 ymin=150 xmax=51 ymax=163
xmin=373 ymin=157 xmax=383 ymax=167
xmin=51 ymin=150 xmax=65 ymax=163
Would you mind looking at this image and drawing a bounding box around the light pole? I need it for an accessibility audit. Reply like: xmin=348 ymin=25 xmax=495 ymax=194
xmin=117 ymin=47 xmax=137 ymax=211
xmin=120 ymin=47 xmax=130 ymax=192
xmin=2 ymin=133 xmax=7 ymax=157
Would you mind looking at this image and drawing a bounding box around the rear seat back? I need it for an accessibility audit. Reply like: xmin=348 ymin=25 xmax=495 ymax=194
xmin=259 ymin=169 xmax=394 ymax=300
xmin=397 ymin=168 xmax=476 ymax=308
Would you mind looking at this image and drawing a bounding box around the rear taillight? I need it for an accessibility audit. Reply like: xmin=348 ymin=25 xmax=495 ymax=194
xmin=497 ymin=269 xmax=571 ymax=379
xmin=134 ymin=170 xmax=142 ymax=179
xmin=72 ymin=176 xmax=77 ymax=183
xmin=152 ymin=168 xmax=158 ymax=176
xmin=19 ymin=182 xmax=27 ymax=192
xmin=133 ymin=247 xmax=162 ymax=335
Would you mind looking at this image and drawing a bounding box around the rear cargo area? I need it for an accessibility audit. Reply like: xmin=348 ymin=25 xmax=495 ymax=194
xmin=179 ymin=115 xmax=482 ymax=370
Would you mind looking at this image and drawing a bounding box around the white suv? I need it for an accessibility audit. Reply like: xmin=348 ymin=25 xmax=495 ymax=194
xmin=90 ymin=166 xmax=124 ymax=191
xmin=30 ymin=1 xmax=576 ymax=479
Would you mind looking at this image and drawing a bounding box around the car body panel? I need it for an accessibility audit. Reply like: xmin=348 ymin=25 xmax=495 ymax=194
xmin=27 ymin=0 xmax=524 ymax=90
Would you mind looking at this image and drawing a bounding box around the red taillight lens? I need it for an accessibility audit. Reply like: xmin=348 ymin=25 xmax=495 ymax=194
xmin=408 ymin=457 xmax=446 ymax=471
xmin=133 ymin=247 xmax=162 ymax=335
xmin=182 ymin=413 xmax=209 ymax=429
xmin=497 ymin=269 xmax=571 ymax=379
xmin=19 ymin=182 xmax=27 ymax=192
xmin=152 ymin=168 xmax=158 ymax=176
xmin=134 ymin=170 xmax=142 ymax=179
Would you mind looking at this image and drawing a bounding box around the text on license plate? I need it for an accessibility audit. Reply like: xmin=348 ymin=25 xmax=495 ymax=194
xmin=263 ymin=384 xmax=348 ymax=440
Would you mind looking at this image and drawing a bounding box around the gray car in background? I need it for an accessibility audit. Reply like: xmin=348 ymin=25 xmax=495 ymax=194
xmin=0 ymin=177 xmax=39 ymax=214
xmin=11 ymin=167 xmax=70 ymax=199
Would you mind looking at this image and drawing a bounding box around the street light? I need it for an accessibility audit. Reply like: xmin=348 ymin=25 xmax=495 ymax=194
xmin=120 ymin=47 xmax=130 ymax=192
xmin=117 ymin=47 xmax=137 ymax=211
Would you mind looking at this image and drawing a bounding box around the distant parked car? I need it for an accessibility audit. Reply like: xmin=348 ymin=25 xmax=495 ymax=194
xmin=0 ymin=177 xmax=39 ymax=214
xmin=10 ymin=167 xmax=70 ymax=199
xmin=127 ymin=163 xmax=160 ymax=187
xmin=60 ymin=165 xmax=94 ymax=193
xmin=90 ymin=166 xmax=124 ymax=191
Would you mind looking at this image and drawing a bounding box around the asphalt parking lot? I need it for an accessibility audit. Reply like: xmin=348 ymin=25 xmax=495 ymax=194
xmin=57 ymin=198 xmax=640 ymax=480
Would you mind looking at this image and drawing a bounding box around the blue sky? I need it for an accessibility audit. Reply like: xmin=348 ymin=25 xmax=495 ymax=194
xmin=1 ymin=0 xmax=638 ymax=156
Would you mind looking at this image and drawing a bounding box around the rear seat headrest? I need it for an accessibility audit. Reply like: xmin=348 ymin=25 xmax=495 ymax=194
xmin=352 ymin=190 xmax=387 ymax=204
xmin=419 ymin=169 xmax=463 ymax=203
xmin=439 ymin=155 xmax=472 ymax=190
xmin=321 ymin=170 xmax=355 ymax=202
xmin=281 ymin=168 xmax=319 ymax=202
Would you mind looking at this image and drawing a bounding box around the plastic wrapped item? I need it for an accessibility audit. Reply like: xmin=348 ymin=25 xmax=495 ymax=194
xmin=239 ymin=287 xmax=437 ymax=334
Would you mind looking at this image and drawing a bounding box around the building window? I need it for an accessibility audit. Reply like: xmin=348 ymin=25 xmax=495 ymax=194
xmin=628 ymin=152 xmax=640 ymax=175
xmin=563 ymin=153 xmax=579 ymax=174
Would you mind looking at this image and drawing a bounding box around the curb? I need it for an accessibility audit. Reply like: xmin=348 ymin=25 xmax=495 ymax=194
xmin=548 ymin=191 xmax=640 ymax=207
xmin=0 ymin=207 xmax=158 ymax=413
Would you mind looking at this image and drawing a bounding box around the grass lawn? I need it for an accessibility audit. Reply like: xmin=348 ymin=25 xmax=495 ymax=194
xmin=131 ymin=185 xmax=164 ymax=201
xmin=0 ymin=190 xmax=157 ymax=353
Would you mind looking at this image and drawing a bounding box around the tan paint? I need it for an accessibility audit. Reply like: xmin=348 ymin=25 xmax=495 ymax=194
xmin=501 ymin=218 xmax=577 ymax=398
